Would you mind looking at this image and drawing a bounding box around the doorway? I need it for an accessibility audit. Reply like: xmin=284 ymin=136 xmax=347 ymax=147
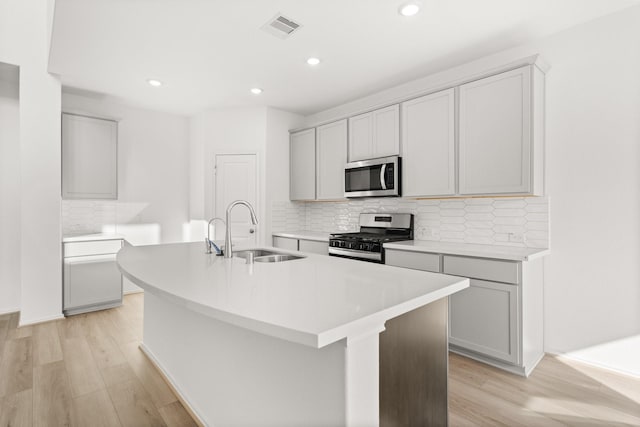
xmin=213 ymin=154 xmax=258 ymax=246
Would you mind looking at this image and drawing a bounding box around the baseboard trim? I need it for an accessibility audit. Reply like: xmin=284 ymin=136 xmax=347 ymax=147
xmin=545 ymin=349 xmax=640 ymax=379
xmin=18 ymin=313 xmax=65 ymax=327
xmin=0 ymin=307 xmax=20 ymax=316
xmin=138 ymin=343 xmax=207 ymax=427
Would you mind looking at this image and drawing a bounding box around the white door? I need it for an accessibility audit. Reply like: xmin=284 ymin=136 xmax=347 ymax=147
xmin=214 ymin=154 xmax=258 ymax=246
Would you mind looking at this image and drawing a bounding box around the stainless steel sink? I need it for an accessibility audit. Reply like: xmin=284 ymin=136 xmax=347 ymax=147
xmin=234 ymin=249 xmax=305 ymax=263
xmin=254 ymin=254 xmax=304 ymax=263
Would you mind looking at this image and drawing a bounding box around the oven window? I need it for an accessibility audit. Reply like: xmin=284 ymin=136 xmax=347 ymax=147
xmin=345 ymin=165 xmax=384 ymax=192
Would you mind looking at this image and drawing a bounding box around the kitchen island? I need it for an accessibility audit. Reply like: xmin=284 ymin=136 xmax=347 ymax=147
xmin=117 ymin=242 xmax=469 ymax=426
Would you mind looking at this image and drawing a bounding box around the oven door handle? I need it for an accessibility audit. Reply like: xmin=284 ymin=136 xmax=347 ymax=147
xmin=380 ymin=164 xmax=387 ymax=190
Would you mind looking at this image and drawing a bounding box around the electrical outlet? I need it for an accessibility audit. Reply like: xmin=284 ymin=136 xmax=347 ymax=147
xmin=509 ymin=233 xmax=525 ymax=243
xmin=417 ymin=226 xmax=430 ymax=239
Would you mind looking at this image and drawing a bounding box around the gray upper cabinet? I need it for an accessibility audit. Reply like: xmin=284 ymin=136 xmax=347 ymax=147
xmin=290 ymin=128 xmax=316 ymax=201
xmin=401 ymin=88 xmax=456 ymax=197
xmin=62 ymin=113 xmax=118 ymax=199
xmin=348 ymin=104 xmax=400 ymax=162
xmin=458 ymin=66 xmax=544 ymax=196
xmin=316 ymin=119 xmax=347 ymax=200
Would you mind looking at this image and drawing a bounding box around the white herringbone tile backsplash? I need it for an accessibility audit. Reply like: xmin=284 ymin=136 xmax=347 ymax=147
xmin=272 ymin=197 xmax=550 ymax=249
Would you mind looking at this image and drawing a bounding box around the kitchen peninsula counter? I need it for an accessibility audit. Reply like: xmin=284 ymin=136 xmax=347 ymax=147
xmin=117 ymin=242 xmax=469 ymax=426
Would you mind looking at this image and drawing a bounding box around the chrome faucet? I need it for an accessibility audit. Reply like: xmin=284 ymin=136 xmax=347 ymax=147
xmin=205 ymin=217 xmax=226 ymax=254
xmin=224 ymin=200 xmax=258 ymax=258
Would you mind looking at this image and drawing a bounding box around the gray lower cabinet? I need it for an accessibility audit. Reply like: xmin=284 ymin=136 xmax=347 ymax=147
xmin=448 ymin=278 xmax=518 ymax=364
xmin=63 ymin=239 xmax=124 ymax=316
xmin=272 ymin=236 xmax=298 ymax=251
xmin=386 ymin=249 xmax=544 ymax=376
xmin=272 ymin=235 xmax=328 ymax=255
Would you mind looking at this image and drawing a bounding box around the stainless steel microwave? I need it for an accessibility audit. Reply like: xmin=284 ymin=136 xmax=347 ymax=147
xmin=344 ymin=156 xmax=401 ymax=198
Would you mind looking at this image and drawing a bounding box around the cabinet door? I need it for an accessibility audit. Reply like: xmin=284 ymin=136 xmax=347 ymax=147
xmin=402 ymin=89 xmax=455 ymax=197
xmin=298 ymin=239 xmax=328 ymax=255
xmin=348 ymin=113 xmax=373 ymax=161
xmin=459 ymin=66 xmax=532 ymax=195
xmin=449 ymin=279 xmax=519 ymax=364
xmin=290 ymin=129 xmax=316 ymax=200
xmin=372 ymin=104 xmax=400 ymax=158
xmin=272 ymin=236 xmax=298 ymax=251
xmin=316 ymin=120 xmax=347 ymax=200
xmin=62 ymin=113 xmax=118 ymax=199
xmin=64 ymin=254 xmax=122 ymax=310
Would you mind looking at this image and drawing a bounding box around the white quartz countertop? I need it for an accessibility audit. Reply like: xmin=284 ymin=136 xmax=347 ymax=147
xmin=117 ymin=242 xmax=468 ymax=349
xmin=63 ymin=233 xmax=126 ymax=243
xmin=383 ymin=240 xmax=550 ymax=261
xmin=272 ymin=230 xmax=330 ymax=242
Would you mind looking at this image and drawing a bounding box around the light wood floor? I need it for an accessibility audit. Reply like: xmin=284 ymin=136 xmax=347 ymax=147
xmin=1 ymin=294 xmax=638 ymax=426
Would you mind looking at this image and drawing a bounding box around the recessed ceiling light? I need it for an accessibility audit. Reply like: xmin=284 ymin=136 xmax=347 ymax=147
xmin=147 ymin=79 xmax=163 ymax=87
xmin=398 ymin=2 xmax=421 ymax=16
xmin=250 ymin=88 xmax=263 ymax=95
xmin=306 ymin=57 xmax=321 ymax=66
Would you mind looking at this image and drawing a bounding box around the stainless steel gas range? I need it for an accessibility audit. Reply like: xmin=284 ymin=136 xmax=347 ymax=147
xmin=328 ymin=213 xmax=413 ymax=263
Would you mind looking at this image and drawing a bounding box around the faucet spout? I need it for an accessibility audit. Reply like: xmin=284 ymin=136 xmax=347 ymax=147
xmin=205 ymin=217 xmax=226 ymax=254
xmin=224 ymin=200 xmax=258 ymax=259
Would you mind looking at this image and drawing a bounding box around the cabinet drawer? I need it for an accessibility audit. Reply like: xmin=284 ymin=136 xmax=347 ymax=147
xmin=385 ymin=249 xmax=440 ymax=273
xmin=64 ymin=239 xmax=123 ymax=257
xmin=443 ymin=255 xmax=519 ymax=284
xmin=272 ymin=236 xmax=298 ymax=251
xmin=64 ymin=254 xmax=122 ymax=310
xmin=299 ymin=239 xmax=328 ymax=255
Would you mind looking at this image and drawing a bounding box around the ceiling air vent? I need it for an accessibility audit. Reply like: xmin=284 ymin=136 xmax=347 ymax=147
xmin=261 ymin=13 xmax=302 ymax=39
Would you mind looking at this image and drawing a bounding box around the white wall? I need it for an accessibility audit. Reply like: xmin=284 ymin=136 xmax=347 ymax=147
xmin=1 ymin=0 xmax=63 ymax=325
xmin=0 ymin=75 xmax=21 ymax=314
xmin=189 ymin=107 xmax=302 ymax=245
xmin=303 ymin=6 xmax=640 ymax=376
xmin=62 ymin=92 xmax=190 ymax=244
xmin=190 ymin=107 xmax=268 ymax=244
xmin=265 ymin=108 xmax=304 ymax=240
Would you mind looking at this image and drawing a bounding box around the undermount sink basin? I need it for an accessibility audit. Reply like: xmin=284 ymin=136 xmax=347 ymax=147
xmin=254 ymin=254 xmax=304 ymax=263
xmin=234 ymin=249 xmax=305 ymax=263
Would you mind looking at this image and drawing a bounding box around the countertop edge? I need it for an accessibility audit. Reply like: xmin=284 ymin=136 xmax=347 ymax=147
xmin=272 ymin=231 xmax=330 ymax=242
xmin=383 ymin=242 xmax=550 ymax=262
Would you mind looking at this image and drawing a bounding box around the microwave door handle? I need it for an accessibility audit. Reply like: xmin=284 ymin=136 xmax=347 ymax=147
xmin=380 ymin=164 xmax=387 ymax=190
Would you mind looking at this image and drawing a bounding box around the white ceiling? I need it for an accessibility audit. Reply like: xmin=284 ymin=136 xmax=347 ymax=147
xmin=49 ymin=0 xmax=639 ymax=116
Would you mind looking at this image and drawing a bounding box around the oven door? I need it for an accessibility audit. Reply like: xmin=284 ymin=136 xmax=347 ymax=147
xmin=344 ymin=156 xmax=400 ymax=198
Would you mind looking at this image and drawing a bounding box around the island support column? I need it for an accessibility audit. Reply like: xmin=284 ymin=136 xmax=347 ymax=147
xmin=380 ymin=297 xmax=449 ymax=426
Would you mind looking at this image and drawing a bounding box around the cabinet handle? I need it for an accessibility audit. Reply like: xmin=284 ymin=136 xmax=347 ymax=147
xmin=380 ymin=164 xmax=387 ymax=190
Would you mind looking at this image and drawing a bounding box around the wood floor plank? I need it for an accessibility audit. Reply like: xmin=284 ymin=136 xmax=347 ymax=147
xmin=0 ymin=337 xmax=32 ymax=398
xmin=0 ymin=317 xmax=9 ymax=362
xmin=100 ymin=362 xmax=138 ymax=388
xmin=33 ymin=321 xmax=63 ymax=366
xmin=71 ymin=389 xmax=122 ymax=427
xmin=61 ymin=337 xmax=105 ymax=398
xmin=6 ymin=313 xmax=32 ymax=340
xmin=120 ymin=341 xmax=177 ymax=408
xmin=158 ymin=401 xmax=198 ymax=427
xmin=57 ymin=314 xmax=89 ymax=341
xmin=87 ymin=333 xmax=127 ymax=370
xmin=107 ymin=379 xmax=167 ymax=427
xmin=0 ymin=389 xmax=33 ymax=427
xmin=33 ymin=360 xmax=73 ymax=427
